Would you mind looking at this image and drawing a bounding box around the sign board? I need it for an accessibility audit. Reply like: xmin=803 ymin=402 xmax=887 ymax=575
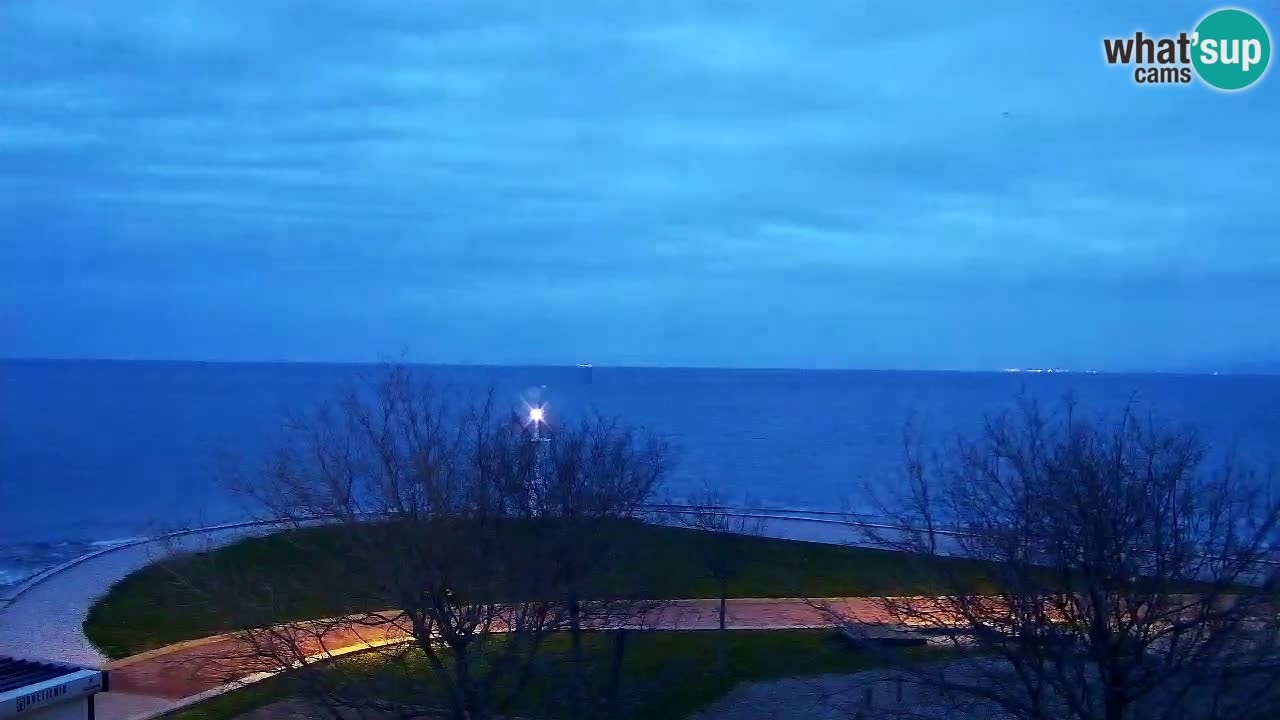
xmin=0 ymin=670 xmax=104 ymax=719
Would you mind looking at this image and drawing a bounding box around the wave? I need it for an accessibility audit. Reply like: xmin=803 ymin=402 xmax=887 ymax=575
xmin=87 ymin=537 xmax=149 ymax=548
xmin=0 ymin=536 xmax=151 ymax=592
xmin=0 ymin=566 xmax=33 ymax=588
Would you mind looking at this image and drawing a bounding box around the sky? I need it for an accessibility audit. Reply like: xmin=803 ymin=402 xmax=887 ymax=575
xmin=1 ymin=1 xmax=1277 ymax=371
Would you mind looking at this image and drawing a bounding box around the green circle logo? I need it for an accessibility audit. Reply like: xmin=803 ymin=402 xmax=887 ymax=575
xmin=1193 ymin=8 xmax=1271 ymax=90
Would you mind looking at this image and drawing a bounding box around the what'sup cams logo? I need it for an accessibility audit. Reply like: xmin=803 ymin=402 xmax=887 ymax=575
xmin=1103 ymin=7 xmax=1271 ymax=90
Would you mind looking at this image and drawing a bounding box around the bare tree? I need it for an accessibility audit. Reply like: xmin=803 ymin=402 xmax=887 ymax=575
xmin=526 ymin=412 xmax=671 ymax=719
xmin=823 ymin=397 xmax=1280 ymax=720
xmin=169 ymin=364 xmax=669 ymax=720
xmin=679 ymin=484 xmax=766 ymax=674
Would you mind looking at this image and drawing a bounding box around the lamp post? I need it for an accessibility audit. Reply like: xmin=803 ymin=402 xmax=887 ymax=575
xmin=529 ymin=406 xmax=547 ymax=442
xmin=529 ymin=406 xmax=552 ymax=514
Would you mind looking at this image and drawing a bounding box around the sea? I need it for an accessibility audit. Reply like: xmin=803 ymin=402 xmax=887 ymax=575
xmin=2 ymin=359 xmax=1278 ymax=591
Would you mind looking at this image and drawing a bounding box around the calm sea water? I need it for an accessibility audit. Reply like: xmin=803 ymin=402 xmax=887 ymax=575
xmin=2 ymin=359 xmax=1278 ymax=588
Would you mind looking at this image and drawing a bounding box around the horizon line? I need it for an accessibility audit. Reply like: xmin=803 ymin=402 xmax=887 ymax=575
xmin=0 ymin=355 xmax=1272 ymax=377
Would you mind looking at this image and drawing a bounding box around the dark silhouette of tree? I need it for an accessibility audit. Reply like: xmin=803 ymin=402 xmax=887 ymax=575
xmin=821 ymin=397 xmax=1280 ymax=720
xmin=174 ymin=364 xmax=669 ymax=720
xmin=679 ymin=484 xmax=765 ymax=674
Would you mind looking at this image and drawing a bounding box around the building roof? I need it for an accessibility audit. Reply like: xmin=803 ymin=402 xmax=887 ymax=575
xmin=0 ymin=657 xmax=84 ymax=694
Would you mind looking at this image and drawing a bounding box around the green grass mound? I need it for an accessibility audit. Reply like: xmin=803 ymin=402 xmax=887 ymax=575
xmin=85 ymin=520 xmax=996 ymax=659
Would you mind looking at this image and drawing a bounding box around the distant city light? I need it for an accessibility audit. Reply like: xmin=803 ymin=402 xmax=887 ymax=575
xmin=529 ymin=407 xmax=544 ymax=423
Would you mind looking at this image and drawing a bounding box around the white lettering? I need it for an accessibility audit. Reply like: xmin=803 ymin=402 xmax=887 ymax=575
xmin=1201 ymin=38 xmax=1220 ymax=64
xmin=15 ymin=684 xmax=68 ymax=713
xmin=1242 ymin=39 xmax=1262 ymax=72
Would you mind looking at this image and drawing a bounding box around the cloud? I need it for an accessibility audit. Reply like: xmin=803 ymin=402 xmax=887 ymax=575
xmin=0 ymin=0 xmax=1276 ymax=368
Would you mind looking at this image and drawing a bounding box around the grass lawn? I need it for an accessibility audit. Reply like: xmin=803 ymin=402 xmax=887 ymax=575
xmin=85 ymin=519 xmax=998 ymax=659
xmin=165 ymin=629 xmax=949 ymax=720
xmin=166 ymin=675 xmax=290 ymax=720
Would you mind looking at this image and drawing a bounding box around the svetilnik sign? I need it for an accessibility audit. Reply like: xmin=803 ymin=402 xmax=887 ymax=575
xmin=0 ymin=659 xmax=106 ymax=720
xmin=1103 ymin=7 xmax=1271 ymax=90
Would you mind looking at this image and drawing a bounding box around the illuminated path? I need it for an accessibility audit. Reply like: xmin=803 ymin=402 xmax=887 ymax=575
xmin=103 ymin=597 xmax=886 ymax=717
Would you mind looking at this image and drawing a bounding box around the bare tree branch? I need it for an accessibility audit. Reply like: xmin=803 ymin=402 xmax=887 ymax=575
xmin=826 ymin=396 xmax=1280 ymax=720
xmin=172 ymin=363 xmax=672 ymax=720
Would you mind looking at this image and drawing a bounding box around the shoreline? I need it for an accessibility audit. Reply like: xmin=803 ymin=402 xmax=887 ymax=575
xmin=0 ymin=519 xmax=290 ymax=608
xmin=0 ymin=523 xmax=283 ymax=664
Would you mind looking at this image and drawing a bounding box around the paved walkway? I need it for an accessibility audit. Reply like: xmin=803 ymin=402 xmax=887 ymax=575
xmin=101 ymin=597 xmax=887 ymax=716
xmin=0 ymin=524 xmax=278 ymax=665
xmin=693 ymin=661 xmax=1005 ymax=720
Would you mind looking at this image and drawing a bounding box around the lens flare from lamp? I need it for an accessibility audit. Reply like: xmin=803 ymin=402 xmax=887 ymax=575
xmin=529 ymin=407 xmax=545 ymax=423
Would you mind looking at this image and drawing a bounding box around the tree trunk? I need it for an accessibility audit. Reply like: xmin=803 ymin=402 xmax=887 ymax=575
xmin=569 ymin=594 xmax=585 ymax=719
xmin=717 ymin=577 xmax=729 ymax=674
xmin=1104 ymin=681 xmax=1126 ymax=720
xmin=1105 ymin=697 xmax=1125 ymax=720
xmin=606 ymin=628 xmax=629 ymax=714
xmin=455 ymin=652 xmax=487 ymax=720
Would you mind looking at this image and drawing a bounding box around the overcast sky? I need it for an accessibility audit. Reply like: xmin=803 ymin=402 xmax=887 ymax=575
xmin=1 ymin=0 xmax=1276 ymax=370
